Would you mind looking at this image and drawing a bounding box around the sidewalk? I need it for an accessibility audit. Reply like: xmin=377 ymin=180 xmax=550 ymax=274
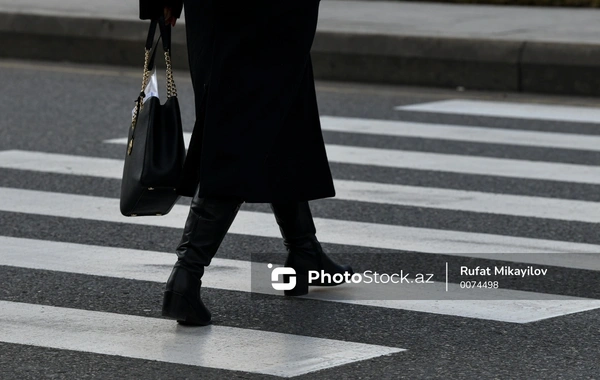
xmin=2 ymin=0 xmax=600 ymax=95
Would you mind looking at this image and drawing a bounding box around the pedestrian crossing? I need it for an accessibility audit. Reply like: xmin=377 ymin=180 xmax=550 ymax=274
xmin=4 ymin=149 xmax=600 ymax=223
xmin=319 ymin=116 xmax=600 ymax=151
xmin=106 ymin=138 xmax=600 ymax=186
xmin=2 ymin=101 xmax=600 ymax=377
xmin=108 ymin=115 xmax=600 ymax=151
xmin=4 ymin=236 xmax=598 ymax=324
xmin=396 ymin=99 xmax=600 ymax=124
xmin=0 ymin=301 xmax=403 ymax=378
xmin=2 ymin=187 xmax=600 ymax=258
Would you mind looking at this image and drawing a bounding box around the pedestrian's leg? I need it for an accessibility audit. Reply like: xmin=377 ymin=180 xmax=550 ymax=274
xmin=162 ymin=192 xmax=243 ymax=325
xmin=270 ymin=201 xmax=353 ymax=296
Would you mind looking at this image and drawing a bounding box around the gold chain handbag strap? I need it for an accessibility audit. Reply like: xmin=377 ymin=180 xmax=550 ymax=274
xmin=128 ymin=19 xmax=159 ymax=155
xmin=128 ymin=18 xmax=177 ymax=156
xmin=130 ymin=48 xmax=152 ymax=132
xmin=160 ymin=14 xmax=177 ymax=99
xmin=140 ymin=48 xmax=152 ymax=97
xmin=165 ymin=50 xmax=177 ymax=98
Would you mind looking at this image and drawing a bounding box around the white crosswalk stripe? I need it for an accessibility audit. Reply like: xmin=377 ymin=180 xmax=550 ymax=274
xmin=2 ymin=101 xmax=600 ymax=376
xmin=0 ymin=300 xmax=403 ymax=378
xmin=396 ymin=99 xmax=600 ymax=124
xmin=2 ymin=150 xmax=600 ymax=223
xmin=107 ymin=115 xmax=600 ymax=151
xmin=325 ymin=145 xmax=600 ymax=184
xmin=104 ymin=140 xmax=600 ymax=184
xmin=2 ymin=187 xmax=600 ymax=257
xmin=3 ymin=236 xmax=598 ymax=323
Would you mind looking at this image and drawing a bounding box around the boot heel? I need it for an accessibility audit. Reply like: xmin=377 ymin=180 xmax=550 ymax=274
xmin=284 ymin=274 xmax=309 ymax=296
xmin=162 ymin=291 xmax=211 ymax=326
xmin=162 ymin=291 xmax=191 ymax=320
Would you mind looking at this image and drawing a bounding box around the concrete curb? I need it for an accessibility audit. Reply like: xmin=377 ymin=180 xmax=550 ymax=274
xmin=2 ymin=12 xmax=600 ymax=96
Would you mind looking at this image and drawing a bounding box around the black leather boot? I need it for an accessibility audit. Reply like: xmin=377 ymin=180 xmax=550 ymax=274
xmin=162 ymin=196 xmax=242 ymax=325
xmin=270 ymin=201 xmax=353 ymax=296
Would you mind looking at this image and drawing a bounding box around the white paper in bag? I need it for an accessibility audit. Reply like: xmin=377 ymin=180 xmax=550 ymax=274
xmin=132 ymin=68 xmax=159 ymax=117
xmin=143 ymin=68 xmax=159 ymax=103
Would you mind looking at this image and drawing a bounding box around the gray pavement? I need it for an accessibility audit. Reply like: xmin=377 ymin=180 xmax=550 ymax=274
xmin=1 ymin=59 xmax=600 ymax=379
xmin=3 ymin=1 xmax=600 ymax=95
xmin=3 ymin=0 xmax=600 ymax=43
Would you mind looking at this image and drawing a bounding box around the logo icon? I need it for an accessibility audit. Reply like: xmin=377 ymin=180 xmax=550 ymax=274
xmin=268 ymin=263 xmax=296 ymax=291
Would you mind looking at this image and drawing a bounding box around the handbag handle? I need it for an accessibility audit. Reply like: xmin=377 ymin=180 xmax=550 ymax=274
xmin=140 ymin=17 xmax=177 ymax=101
xmin=159 ymin=18 xmax=177 ymax=99
xmin=132 ymin=18 xmax=177 ymax=126
xmin=129 ymin=18 xmax=177 ymax=154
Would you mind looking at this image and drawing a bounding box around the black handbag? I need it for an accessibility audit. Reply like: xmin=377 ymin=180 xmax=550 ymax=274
xmin=120 ymin=19 xmax=186 ymax=217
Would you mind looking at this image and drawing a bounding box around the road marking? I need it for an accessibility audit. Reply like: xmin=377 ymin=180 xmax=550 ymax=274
xmin=1 ymin=187 xmax=600 ymax=258
xmin=0 ymin=300 xmax=403 ymax=377
xmin=319 ymin=116 xmax=600 ymax=152
xmin=105 ymin=136 xmax=600 ymax=184
xmin=334 ymin=179 xmax=600 ymax=224
xmin=324 ymin=145 xmax=600 ymax=185
xmin=2 ymin=150 xmax=600 ymax=223
xmin=396 ymin=99 xmax=600 ymax=124
xmin=105 ymin=116 xmax=600 ymax=152
xmin=0 ymin=150 xmax=123 ymax=178
xmin=2 ymin=237 xmax=599 ymax=323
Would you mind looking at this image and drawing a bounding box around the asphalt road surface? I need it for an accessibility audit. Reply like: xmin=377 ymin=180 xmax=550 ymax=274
xmin=0 ymin=59 xmax=599 ymax=379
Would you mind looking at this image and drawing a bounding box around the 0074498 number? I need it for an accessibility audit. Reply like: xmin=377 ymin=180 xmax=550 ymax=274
xmin=460 ymin=281 xmax=499 ymax=289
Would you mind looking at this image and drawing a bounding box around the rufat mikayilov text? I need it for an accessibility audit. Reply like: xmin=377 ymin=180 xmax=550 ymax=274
xmin=460 ymin=266 xmax=548 ymax=278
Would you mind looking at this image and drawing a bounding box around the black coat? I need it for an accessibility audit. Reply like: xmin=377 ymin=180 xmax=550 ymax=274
xmin=139 ymin=1 xmax=335 ymax=203
xmin=139 ymin=0 xmax=183 ymax=21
